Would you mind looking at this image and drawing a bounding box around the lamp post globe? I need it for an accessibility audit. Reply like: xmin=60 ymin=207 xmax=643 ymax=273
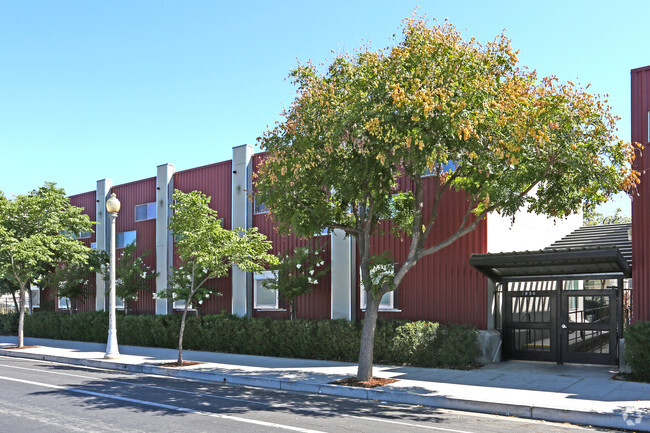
xmin=105 ymin=193 xmax=121 ymax=359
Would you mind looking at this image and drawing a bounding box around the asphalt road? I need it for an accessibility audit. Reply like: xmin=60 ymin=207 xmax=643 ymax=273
xmin=0 ymin=356 xmax=621 ymax=433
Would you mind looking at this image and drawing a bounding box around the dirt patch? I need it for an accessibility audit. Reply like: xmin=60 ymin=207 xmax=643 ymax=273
xmin=156 ymin=361 xmax=204 ymax=368
xmin=613 ymin=372 xmax=649 ymax=384
xmin=330 ymin=377 xmax=398 ymax=388
xmin=3 ymin=346 xmax=39 ymax=350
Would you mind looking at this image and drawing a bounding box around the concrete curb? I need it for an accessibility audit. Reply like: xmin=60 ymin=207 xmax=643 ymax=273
xmin=1 ymin=348 xmax=648 ymax=432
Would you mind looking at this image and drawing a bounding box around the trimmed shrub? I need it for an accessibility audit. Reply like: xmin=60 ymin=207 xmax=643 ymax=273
xmin=625 ymin=321 xmax=650 ymax=382
xmin=0 ymin=313 xmax=18 ymax=335
xmin=432 ymin=324 xmax=481 ymax=369
xmin=17 ymin=311 xmax=480 ymax=369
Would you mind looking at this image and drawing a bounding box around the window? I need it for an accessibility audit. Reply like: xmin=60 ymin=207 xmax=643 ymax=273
xmin=254 ymin=271 xmax=279 ymax=309
xmin=116 ymin=231 xmax=137 ymax=249
xmin=360 ymin=264 xmax=397 ymax=310
xmin=90 ymin=242 xmax=97 ymax=249
xmin=115 ymin=297 xmax=125 ymax=310
xmin=76 ymin=231 xmax=92 ymax=239
xmin=254 ymin=196 xmax=269 ymax=214
xmin=173 ymin=297 xmax=194 ymax=310
xmin=135 ymin=202 xmax=157 ymax=222
xmin=58 ymin=297 xmax=70 ymax=309
xmin=62 ymin=230 xmax=92 ymax=239
xmin=30 ymin=285 xmax=40 ymax=308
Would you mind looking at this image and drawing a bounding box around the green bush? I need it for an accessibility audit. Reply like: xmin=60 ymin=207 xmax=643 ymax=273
xmin=15 ymin=311 xmax=480 ymax=369
xmin=625 ymin=321 xmax=650 ymax=382
xmin=0 ymin=313 xmax=18 ymax=335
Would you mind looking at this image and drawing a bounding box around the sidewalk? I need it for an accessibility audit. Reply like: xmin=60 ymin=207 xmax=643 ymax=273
xmin=1 ymin=336 xmax=649 ymax=431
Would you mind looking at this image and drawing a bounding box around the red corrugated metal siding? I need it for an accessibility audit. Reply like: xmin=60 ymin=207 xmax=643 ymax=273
xmin=631 ymin=67 xmax=650 ymax=322
xmin=252 ymin=153 xmax=331 ymax=320
xmin=111 ymin=178 xmax=157 ymax=314
xmin=60 ymin=191 xmax=98 ymax=313
xmin=357 ymin=176 xmax=488 ymax=329
xmin=173 ymin=161 xmax=233 ymax=315
xmin=253 ymin=152 xmax=487 ymax=324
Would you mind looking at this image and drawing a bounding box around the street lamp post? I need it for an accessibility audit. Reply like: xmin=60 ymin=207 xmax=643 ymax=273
xmin=105 ymin=193 xmax=120 ymax=359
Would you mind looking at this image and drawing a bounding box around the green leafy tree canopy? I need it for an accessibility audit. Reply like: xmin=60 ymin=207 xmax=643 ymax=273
xmin=0 ymin=182 xmax=94 ymax=346
xmin=158 ymin=189 xmax=279 ymax=364
xmin=256 ymin=15 xmax=638 ymax=380
xmin=264 ymin=243 xmax=329 ymax=320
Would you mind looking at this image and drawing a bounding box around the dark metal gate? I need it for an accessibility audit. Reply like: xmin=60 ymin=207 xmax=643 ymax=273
xmin=504 ymin=278 xmax=620 ymax=365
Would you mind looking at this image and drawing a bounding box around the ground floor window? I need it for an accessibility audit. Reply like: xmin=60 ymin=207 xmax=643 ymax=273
xmin=360 ymin=263 xmax=397 ymax=310
xmin=254 ymin=271 xmax=278 ymax=309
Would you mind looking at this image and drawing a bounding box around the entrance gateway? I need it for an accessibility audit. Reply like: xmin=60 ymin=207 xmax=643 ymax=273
xmin=470 ymin=246 xmax=631 ymax=365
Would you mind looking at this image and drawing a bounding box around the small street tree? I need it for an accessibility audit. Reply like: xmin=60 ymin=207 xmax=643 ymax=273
xmin=256 ymin=16 xmax=638 ymax=381
xmin=43 ymin=249 xmax=107 ymax=314
xmin=108 ymin=243 xmax=157 ymax=314
xmin=0 ymin=183 xmax=94 ymax=347
xmin=159 ymin=189 xmax=278 ymax=365
xmin=264 ymin=243 xmax=329 ymax=320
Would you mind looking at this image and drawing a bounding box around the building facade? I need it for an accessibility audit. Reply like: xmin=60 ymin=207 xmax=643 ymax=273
xmin=57 ymin=145 xmax=580 ymax=337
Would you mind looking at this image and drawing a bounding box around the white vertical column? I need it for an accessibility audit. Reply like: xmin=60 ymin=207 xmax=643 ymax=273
xmin=232 ymin=144 xmax=253 ymax=317
xmin=155 ymin=163 xmax=175 ymax=315
xmin=331 ymin=229 xmax=355 ymax=320
xmin=95 ymin=179 xmax=112 ymax=311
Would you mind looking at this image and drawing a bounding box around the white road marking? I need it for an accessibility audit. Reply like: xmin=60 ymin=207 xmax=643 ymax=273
xmin=0 ymin=374 xmax=325 ymax=433
xmin=0 ymin=361 xmax=271 ymax=407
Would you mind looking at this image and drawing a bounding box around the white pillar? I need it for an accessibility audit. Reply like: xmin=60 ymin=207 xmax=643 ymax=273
xmin=232 ymin=144 xmax=253 ymax=316
xmin=155 ymin=163 xmax=175 ymax=315
xmin=95 ymin=179 xmax=112 ymax=311
xmin=331 ymin=229 xmax=355 ymax=320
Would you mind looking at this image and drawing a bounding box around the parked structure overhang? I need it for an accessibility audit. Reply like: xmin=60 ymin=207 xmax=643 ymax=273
xmin=469 ymin=246 xmax=631 ymax=282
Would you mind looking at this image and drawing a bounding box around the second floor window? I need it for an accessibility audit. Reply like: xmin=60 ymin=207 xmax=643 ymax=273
xmin=135 ymin=202 xmax=157 ymax=222
xmin=116 ymin=230 xmax=137 ymax=249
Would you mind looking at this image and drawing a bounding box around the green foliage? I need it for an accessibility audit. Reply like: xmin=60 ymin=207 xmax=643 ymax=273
xmin=263 ymin=243 xmax=329 ymax=319
xmin=0 ymin=312 xmax=18 ymax=335
xmin=157 ymin=189 xmax=278 ymax=363
xmin=0 ymin=182 xmax=95 ymax=345
xmin=40 ymin=249 xmax=107 ymax=313
xmin=23 ymin=311 xmax=108 ymax=342
xmin=256 ymin=15 xmax=636 ymax=379
xmin=157 ymin=190 xmax=279 ymax=307
xmin=624 ymin=321 xmax=650 ymax=382
xmin=15 ymin=311 xmax=480 ymax=369
xmin=583 ymin=207 xmax=631 ymax=226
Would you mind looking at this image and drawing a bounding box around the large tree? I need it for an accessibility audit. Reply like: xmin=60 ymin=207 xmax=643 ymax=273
xmin=158 ymin=190 xmax=278 ymax=365
xmin=0 ymin=183 xmax=94 ymax=347
xmin=255 ymin=16 xmax=638 ymax=381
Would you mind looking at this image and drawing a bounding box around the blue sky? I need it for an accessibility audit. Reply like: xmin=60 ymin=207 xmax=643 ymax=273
xmin=0 ymin=1 xmax=646 ymax=216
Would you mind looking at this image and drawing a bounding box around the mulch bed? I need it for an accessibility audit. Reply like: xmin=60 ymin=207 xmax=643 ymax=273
xmin=156 ymin=361 xmax=204 ymax=368
xmin=3 ymin=346 xmax=39 ymax=350
xmin=330 ymin=377 xmax=398 ymax=388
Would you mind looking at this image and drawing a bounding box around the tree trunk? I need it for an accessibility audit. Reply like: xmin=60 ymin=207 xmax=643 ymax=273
xmin=177 ymin=291 xmax=196 ymax=366
xmin=357 ymin=293 xmax=381 ymax=381
xmin=290 ymin=299 xmax=297 ymax=321
xmin=18 ymin=284 xmax=26 ymax=348
xmin=177 ymin=305 xmax=189 ymax=365
xmin=11 ymin=291 xmax=18 ymax=312
xmin=28 ymin=288 xmax=33 ymax=316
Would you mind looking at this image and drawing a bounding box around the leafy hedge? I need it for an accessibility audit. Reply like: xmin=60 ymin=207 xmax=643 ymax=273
xmin=0 ymin=313 xmax=17 ymax=335
xmin=624 ymin=321 xmax=650 ymax=382
xmin=1 ymin=311 xmax=480 ymax=369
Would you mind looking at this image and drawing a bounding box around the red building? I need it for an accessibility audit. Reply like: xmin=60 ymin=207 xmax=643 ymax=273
xmin=58 ymin=145 xmax=582 ymax=362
